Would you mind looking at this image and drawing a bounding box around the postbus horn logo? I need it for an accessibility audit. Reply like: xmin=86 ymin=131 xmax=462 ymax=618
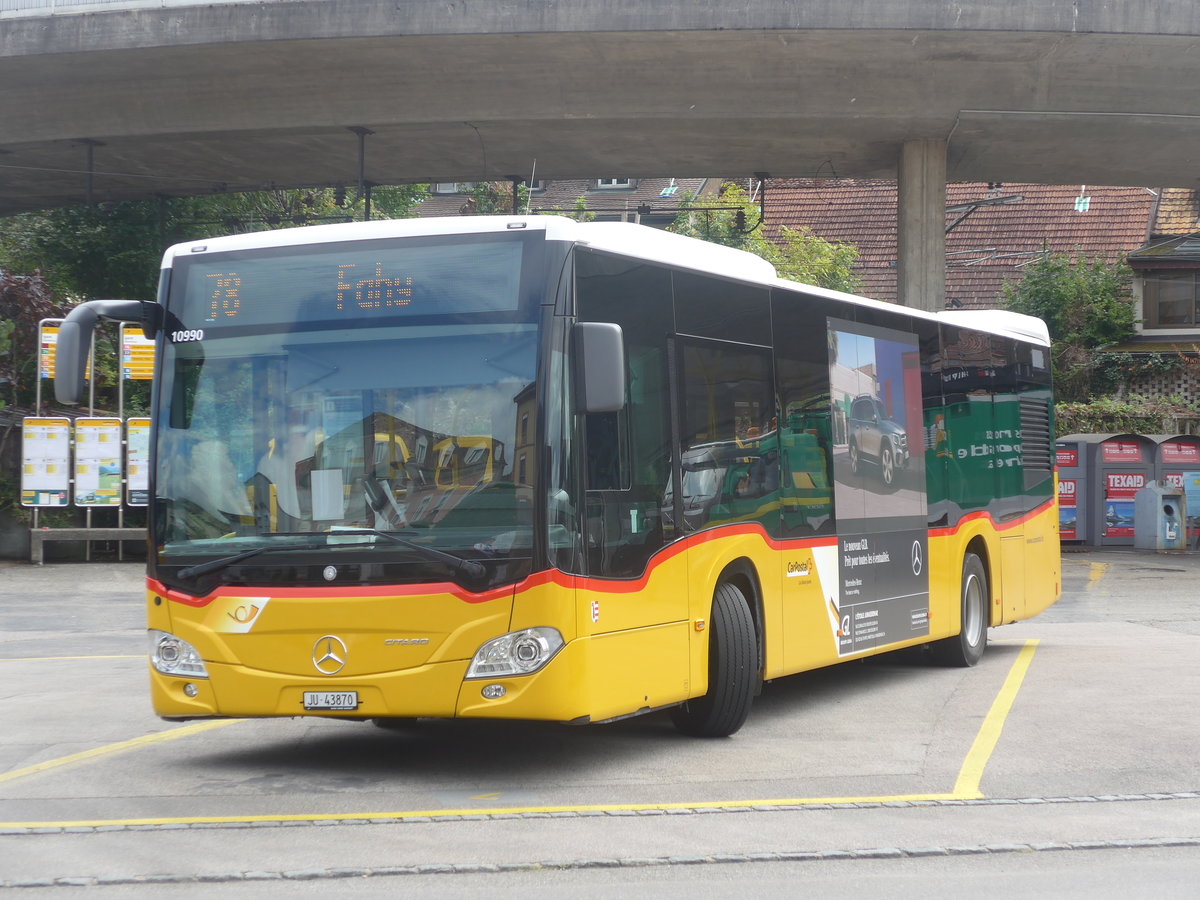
xmin=312 ymin=635 xmax=348 ymax=675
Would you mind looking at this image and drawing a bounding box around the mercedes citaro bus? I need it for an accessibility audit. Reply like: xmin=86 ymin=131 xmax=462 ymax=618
xmin=56 ymin=216 xmax=1059 ymax=736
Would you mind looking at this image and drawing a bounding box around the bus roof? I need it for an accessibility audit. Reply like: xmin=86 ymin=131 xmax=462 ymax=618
xmin=162 ymin=215 xmax=1049 ymax=347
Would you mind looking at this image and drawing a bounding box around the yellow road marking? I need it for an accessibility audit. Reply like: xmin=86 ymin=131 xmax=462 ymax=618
xmin=1087 ymin=562 xmax=1108 ymax=588
xmin=952 ymin=639 xmax=1039 ymax=798
xmin=0 ymin=720 xmax=240 ymax=787
xmin=0 ymin=641 xmax=1041 ymax=828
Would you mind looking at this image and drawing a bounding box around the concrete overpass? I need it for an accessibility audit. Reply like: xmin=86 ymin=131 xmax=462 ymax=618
xmin=4 ymin=0 xmax=1200 ymax=309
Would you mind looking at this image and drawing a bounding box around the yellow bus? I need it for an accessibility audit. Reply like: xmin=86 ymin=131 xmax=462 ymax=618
xmin=55 ymin=216 xmax=1059 ymax=737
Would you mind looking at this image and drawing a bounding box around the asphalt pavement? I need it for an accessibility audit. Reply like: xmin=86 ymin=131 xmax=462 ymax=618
xmin=1 ymin=547 xmax=1198 ymax=894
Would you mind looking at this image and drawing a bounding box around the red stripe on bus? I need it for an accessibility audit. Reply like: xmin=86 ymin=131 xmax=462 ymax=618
xmin=928 ymin=497 xmax=1056 ymax=538
xmin=152 ymin=502 xmax=1052 ymax=610
xmin=148 ymin=524 xmax=840 ymax=608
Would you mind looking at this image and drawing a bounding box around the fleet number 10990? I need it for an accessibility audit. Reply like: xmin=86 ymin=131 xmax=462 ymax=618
xmin=170 ymin=329 xmax=205 ymax=343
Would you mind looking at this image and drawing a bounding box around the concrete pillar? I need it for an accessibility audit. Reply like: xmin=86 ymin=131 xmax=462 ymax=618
xmin=896 ymin=140 xmax=946 ymax=312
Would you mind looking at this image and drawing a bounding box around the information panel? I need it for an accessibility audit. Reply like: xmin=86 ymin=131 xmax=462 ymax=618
xmin=1103 ymin=471 xmax=1145 ymax=538
xmin=37 ymin=319 xmax=63 ymax=380
xmin=74 ymin=418 xmax=123 ymax=507
xmin=20 ymin=417 xmax=71 ymax=507
xmin=125 ymin=417 xmax=151 ymax=506
xmin=39 ymin=318 xmax=92 ymax=382
xmin=120 ymin=323 xmax=155 ymax=381
xmin=1058 ymin=478 xmax=1078 ymax=539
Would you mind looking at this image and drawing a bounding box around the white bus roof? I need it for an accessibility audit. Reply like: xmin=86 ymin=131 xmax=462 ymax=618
xmin=162 ymin=215 xmax=1050 ymax=347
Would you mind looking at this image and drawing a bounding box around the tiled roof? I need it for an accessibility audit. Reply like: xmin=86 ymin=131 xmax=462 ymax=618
xmin=417 ymin=177 xmax=716 ymax=221
xmin=765 ymin=179 xmax=1156 ymax=308
xmin=1152 ymin=188 xmax=1200 ymax=235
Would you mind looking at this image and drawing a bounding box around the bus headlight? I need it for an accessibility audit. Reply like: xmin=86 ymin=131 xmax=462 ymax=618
xmin=465 ymin=627 xmax=564 ymax=679
xmin=149 ymin=630 xmax=209 ymax=678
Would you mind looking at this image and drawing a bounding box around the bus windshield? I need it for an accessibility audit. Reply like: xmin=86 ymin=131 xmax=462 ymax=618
xmin=153 ymin=235 xmax=540 ymax=576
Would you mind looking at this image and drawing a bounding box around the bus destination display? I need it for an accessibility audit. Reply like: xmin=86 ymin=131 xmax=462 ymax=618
xmin=176 ymin=239 xmax=524 ymax=332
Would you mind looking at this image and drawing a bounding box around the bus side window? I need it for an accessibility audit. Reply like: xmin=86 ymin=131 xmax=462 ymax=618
xmin=677 ymin=340 xmax=777 ymax=535
xmin=576 ymin=250 xmax=674 ymax=579
xmin=586 ymin=411 xmax=629 ymax=491
xmin=772 ymin=289 xmax=841 ymax=537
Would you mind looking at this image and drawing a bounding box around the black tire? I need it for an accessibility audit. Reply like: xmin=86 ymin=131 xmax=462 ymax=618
xmin=930 ymin=552 xmax=988 ymax=667
xmin=671 ymin=581 xmax=757 ymax=737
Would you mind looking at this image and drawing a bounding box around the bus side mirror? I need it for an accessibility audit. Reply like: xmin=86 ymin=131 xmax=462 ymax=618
xmin=55 ymin=299 xmax=163 ymax=405
xmin=573 ymin=321 xmax=625 ymax=414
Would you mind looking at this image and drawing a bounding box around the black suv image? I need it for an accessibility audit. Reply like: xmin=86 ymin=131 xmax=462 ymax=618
xmin=847 ymin=394 xmax=909 ymax=486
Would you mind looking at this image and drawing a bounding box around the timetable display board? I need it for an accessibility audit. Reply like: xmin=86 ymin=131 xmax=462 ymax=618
xmin=125 ymin=417 xmax=151 ymax=506
xmin=120 ymin=323 xmax=155 ymax=380
xmin=39 ymin=318 xmax=91 ymax=382
xmin=20 ymin=417 xmax=71 ymax=507
xmin=37 ymin=319 xmax=63 ymax=380
xmin=74 ymin=418 xmax=123 ymax=507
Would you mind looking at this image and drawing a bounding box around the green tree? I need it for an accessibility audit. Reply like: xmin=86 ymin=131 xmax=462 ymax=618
xmin=461 ymin=181 xmax=529 ymax=216
xmin=0 ymin=186 xmax=430 ymax=303
xmin=1001 ymin=250 xmax=1135 ymax=402
xmin=670 ymin=183 xmax=861 ymax=293
xmin=0 ymin=186 xmax=431 ymax=411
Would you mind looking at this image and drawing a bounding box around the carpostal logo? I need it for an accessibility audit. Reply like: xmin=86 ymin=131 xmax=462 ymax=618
xmin=787 ymin=559 xmax=812 ymax=578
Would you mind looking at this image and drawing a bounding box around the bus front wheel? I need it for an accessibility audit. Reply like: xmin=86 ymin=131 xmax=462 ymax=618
xmin=671 ymin=581 xmax=757 ymax=737
xmin=930 ymin=552 xmax=988 ymax=667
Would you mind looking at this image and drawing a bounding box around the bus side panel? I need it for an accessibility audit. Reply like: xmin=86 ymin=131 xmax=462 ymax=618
xmin=1015 ymin=501 xmax=1060 ymax=620
xmin=683 ymin=528 xmax=784 ymax=687
xmin=461 ymin=553 xmax=695 ymax=722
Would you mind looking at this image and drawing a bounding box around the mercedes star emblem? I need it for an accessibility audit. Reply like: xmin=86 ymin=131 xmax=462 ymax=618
xmin=911 ymin=540 xmax=924 ymax=576
xmin=322 ymin=565 xmax=338 ymax=582
xmin=312 ymin=635 xmax=348 ymax=675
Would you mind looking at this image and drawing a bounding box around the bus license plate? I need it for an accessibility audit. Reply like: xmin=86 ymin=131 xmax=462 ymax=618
xmin=303 ymin=691 xmax=358 ymax=711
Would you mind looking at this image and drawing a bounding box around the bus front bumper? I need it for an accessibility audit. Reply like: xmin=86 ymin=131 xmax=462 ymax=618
xmin=149 ymin=640 xmax=595 ymax=723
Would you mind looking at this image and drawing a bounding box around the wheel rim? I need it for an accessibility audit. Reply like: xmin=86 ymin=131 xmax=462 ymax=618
xmin=881 ymin=446 xmax=893 ymax=485
xmin=849 ymin=443 xmax=858 ymax=472
xmin=963 ymin=572 xmax=984 ymax=647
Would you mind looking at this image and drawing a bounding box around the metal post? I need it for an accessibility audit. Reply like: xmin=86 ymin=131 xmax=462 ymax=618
xmin=507 ymin=176 xmax=523 ymax=215
xmin=118 ymin=325 xmax=125 ymax=562
xmin=79 ymin=139 xmax=103 ymax=206
xmin=348 ymin=127 xmax=374 ymax=221
xmin=86 ymin=330 xmax=95 ymax=561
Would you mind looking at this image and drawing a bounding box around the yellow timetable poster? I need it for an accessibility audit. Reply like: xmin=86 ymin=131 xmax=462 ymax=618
xmin=126 ymin=417 xmax=151 ymax=506
xmin=20 ymin=417 xmax=71 ymax=507
xmin=74 ymin=418 xmax=123 ymax=507
xmin=38 ymin=319 xmax=63 ymax=380
xmin=119 ymin=323 xmax=155 ymax=380
xmin=39 ymin=318 xmax=91 ymax=382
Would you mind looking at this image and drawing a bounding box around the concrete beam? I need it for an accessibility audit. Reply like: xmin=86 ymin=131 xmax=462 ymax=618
xmin=5 ymin=1 xmax=1200 ymax=215
xmin=896 ymin=140 xmax=947 ymax=312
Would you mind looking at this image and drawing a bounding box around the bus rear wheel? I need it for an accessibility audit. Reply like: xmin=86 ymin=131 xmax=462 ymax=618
xmin=930 ymin=552 xmax=988 ymax=667
xmin=671 ymin=581 xmax=757 ymax=737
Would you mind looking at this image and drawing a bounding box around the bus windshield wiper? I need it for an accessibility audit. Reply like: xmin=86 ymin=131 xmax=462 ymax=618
xmin=175 ymin=537 xmax=327 ymax=580
xmin=177 ymin=547 xmax=268 ymax=580
xmin=362 ymin=529 xmax=486 ymax=579
xmin=176 ymin=531 xmax=486 ymax=581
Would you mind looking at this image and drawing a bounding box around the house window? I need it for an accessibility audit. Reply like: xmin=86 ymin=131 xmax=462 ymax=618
xmin=433 ymin=182 xmax=476 ymax=194
xmin=1142 ymin=270 xmax=1200 ymax=328
xmin=595 ymin=178 xmax=635 ymax=190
